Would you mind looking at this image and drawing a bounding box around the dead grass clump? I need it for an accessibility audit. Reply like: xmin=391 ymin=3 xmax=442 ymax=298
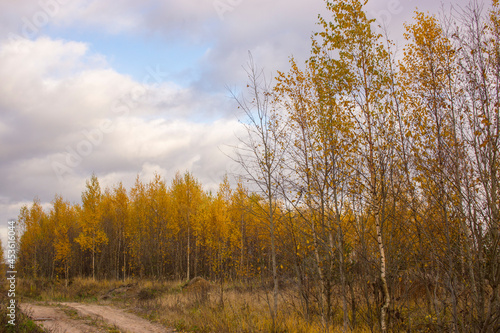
xmin=17 ymin=278 xmax=55 ymax=299
xmin=181 ymin=277 xmax=212 ymax=291
xmin=181 ymin=277 xmax=213 ymax=305
xmin=138 ymin=287 xmax=158 ymax=300
xmin=73 ymin=278 xmax=102 ymax=299
xmin=100 ymin=283 xmax=137 ymax=300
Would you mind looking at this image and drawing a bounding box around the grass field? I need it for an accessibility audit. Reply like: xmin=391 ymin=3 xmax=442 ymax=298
xmin=13 ymin=277 xmax=377 ymax=333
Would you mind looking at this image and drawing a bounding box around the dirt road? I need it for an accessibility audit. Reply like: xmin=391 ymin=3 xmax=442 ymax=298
xmin=20 ymin=302 xmax=173 ymax=333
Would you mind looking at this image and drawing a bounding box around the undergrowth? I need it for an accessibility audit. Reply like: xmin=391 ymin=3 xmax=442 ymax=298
xmin=16 ymin=277 xmax=377 ymax=332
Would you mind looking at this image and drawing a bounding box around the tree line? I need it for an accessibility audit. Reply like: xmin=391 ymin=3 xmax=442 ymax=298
xmin=17 ymin=173 xmax=271 ymax=283
xmin=15 ymin=0 xmax=500 ymax=331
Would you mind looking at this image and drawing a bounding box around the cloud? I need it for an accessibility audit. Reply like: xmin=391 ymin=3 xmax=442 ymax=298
xmin=194 ymin=0 xmax=330 ymax=90
xmin=1 ymin=0 xmax=330 ymax=90
xmin=0 ymin=36 xmax=243 ymax=240
xmin=0 ymin=0 xmax=220 ymax=41
xmin=0 ymin=0 xmax=475 ymax=254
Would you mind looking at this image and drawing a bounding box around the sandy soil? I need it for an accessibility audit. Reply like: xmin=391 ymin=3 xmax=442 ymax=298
xmin=19 ymin=303 xmax=104 ymax=333
xmin=20 ymin=302 xmax=173 ymax=333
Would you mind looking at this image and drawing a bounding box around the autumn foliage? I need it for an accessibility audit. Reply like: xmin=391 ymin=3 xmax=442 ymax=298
xmin=14 ymin=1 xmax=500 ymax=332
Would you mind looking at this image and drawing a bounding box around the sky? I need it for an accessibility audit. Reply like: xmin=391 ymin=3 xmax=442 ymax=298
xmin=0 ymin=0 xmax=474 ymax=246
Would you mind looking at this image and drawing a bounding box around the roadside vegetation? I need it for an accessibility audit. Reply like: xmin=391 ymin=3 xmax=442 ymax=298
xmin=17 ymin=276 xmax=372 ymax=332
xmin=0 ymin=240 xmax=45 ymax=332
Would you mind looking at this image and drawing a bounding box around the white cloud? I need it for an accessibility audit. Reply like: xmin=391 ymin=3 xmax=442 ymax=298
xmin=0 ymin=36 xmax=243 ymax=233
xmin=0 ymin=0 xmax=475 ymax=250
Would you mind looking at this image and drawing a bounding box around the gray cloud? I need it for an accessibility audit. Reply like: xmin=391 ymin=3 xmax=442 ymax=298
xmin=0 ymin=0 xmax=477 ymax=249
xmin=0 ymin=36 xmax=244 ymax=248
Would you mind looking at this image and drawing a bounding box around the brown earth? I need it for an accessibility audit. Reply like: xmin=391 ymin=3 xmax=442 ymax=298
xmin=20 ymin=302 xmax=173 ymax=333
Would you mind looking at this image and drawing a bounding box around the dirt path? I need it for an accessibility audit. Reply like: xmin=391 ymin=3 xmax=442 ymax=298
xmin=20 ymin=302 xmax=173 ymax=333
xmin=19 ymin=303 xmax=105 ymax=333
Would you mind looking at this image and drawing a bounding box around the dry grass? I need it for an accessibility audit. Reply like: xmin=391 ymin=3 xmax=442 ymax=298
xmin=18 ymin=277 xmax=376 ymax=332
xmin=127 ymin=279 xmax=373 ymax=333
xmin=0 ymin=281 xmax=46 ymax=332
xmin=18 ymin=277 xmax=135 ymax=302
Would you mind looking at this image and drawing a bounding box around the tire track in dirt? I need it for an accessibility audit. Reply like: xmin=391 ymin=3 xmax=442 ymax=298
xmin=21 ymin=302 xmax=173 ymax=333
xmin=64 ymin=302 xmax=171 ymax=333
xmin=20 ymin=303 xmax=105 ymax=333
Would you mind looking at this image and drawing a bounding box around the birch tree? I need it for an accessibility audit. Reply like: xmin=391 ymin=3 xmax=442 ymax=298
xmin=232 ymin=55 xmax=287 ymax=331
xmin=76 ymin=174 xmax=108 ymax=280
